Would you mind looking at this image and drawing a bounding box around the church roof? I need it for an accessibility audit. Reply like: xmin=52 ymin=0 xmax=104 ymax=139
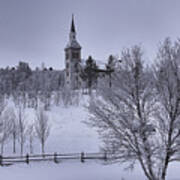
xmin=65 ymin=39 xmax=81 ymax=49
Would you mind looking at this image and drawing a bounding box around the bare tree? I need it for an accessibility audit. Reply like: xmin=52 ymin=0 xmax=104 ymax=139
xmin=0 ymin=95 xmax=8 ymax=155
xmin=0 ymin=95 xmax=6 ymax=116
xmin=7 ymin=107 xmax=18 ymax=154
xmin=153 ymin=38 xmax=180 ymax=180
xmin=17 ymin=103 xmax=27 ymax=156
xmin=35 ymin=107 xmax=50 ymax=154
xmin=61 ymin=86 xmax=73 ymax=107
xmin=3 ymin=107 xmax=18 ymax=153
xmin=87 ymin=46 xmax=170 ymax=180
xmin=0 ymin=108 xmax=13 ymax=154
xmin=27 ymin=124 xmax=35 ymax=154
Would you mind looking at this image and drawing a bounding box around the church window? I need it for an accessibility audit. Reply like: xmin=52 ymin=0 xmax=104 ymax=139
xmin=72 ymin=52 xmax=79 ymax=59
xmin=66 ymin=53 xmax=69 ymax=59
xmin=66 ymin=62 xmax=69 ymax=68
xmin=66 ymin=71 xmax=69 ymax=77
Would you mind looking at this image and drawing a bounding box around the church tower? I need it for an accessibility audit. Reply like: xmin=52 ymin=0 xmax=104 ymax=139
xmin=65 ymin=15 xmax=82 ymax=89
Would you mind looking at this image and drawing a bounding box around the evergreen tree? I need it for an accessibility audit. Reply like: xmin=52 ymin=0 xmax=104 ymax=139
xmin=82 ymin=56 xmax=98 ymax=94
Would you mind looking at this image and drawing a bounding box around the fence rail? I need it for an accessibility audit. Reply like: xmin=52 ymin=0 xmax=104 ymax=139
xmin=0 ymin=152 xmax=109 ymax=166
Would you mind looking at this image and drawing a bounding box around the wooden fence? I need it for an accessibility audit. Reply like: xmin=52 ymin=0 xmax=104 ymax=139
xmin=0 ymin=152 xmax=109 ymax=166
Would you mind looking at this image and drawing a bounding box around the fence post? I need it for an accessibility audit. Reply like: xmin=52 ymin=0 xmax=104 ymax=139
xmin=0 ymin=155 xmax=2 ymax=166
xmin=81 ymin=152 xmax=85 ymax=163
xmin=104 ymin=151 xmax=107 ymax=161
xmin=54 ymin=152 xmax=58 ymax=163
xmin=26 ymin=154 xmax=29 ymax=164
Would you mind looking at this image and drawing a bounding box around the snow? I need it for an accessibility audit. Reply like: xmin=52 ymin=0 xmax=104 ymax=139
xmin=0 ymin=162 xmax=145 ymax=180
xmin=0 ymin=161 xmax=179 ymax=180
xmin=0 ymin=97 xmax=179 ymax=180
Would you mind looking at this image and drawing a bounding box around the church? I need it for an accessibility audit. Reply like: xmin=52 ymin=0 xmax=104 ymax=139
xmin=64 ymin=15 xmax=83 ymax=89
xmin=64 ymin=16 xmax=115 ymax=90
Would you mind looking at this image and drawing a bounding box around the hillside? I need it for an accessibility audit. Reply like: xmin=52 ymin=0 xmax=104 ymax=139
xmin=0 ymin=96 xmax=179 ymax=180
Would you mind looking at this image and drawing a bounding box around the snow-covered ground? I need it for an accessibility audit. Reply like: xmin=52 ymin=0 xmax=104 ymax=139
xmin=0 ymin=97 xmax=179 ymax=180
xmin=0 ymin=162 xmax=146 ymax=180
xmin=0 ymin=159 xmax=179 ymax=180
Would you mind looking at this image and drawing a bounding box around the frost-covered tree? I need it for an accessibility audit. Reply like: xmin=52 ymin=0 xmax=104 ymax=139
xmin=35 ymin=107 xmax=50 ymax=154
xmin=61 ymin=86 xmax=73 ymax=107
xmin=9 ymin=107 xmax=18 ymax=154
xmin=0 ymin=95 xmax=6 ymax=116
xmin=87 ymin=45 xmax=174 ymax=180
xmin=153 ymin=38 xmax=180 ymax=180
xmin=27 ymin=124 xmax=35 ymax=154
xmin=0 ymin=108 xmax=13 ymax=154
xmin=17 ymin=104 xmax=27 ymax=156
xmin=0 ymin=95 xmax=8 ymax=154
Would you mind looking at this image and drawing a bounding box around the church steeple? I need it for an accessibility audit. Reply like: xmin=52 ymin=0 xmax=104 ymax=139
xmin=69 ymin=14 xmax=77 ymax=42
xmin=71 ymin=14 xmax=76 ymax=33
xmin=65 ymin=14 xmax=81 ymax=50
xmin=64 ymin=15 xmax=82 ymax=89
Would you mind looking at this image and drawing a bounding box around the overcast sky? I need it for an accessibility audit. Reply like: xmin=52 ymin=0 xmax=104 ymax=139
xmin=0 ymin=0 xmax=180 ymax=69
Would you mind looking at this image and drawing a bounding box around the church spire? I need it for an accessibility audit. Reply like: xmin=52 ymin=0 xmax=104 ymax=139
xmin=71 ymin=14 xmax=76 ymax=33
xmin=65 ymin=15 xmax=81 ymax=50
xmin=69 ymin=14 xmax=77 ymax=42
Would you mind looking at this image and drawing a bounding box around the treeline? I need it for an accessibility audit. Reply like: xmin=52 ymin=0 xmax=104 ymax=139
xmin=0 ymin=55 xmax=120 ymax=109
xmin=0 ymin=62 xmax=65 ymax=109
xmin=0 ymin=57 xmax=103 ymax=108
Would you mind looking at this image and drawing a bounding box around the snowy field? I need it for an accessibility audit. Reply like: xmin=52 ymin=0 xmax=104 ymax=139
xmin=0 ymin=158 xmax=179 ymax=180
xmin=0 ymin=162 xmax=146 ymax=180
xmin=0 ymin=97 xmax=179 ymax=180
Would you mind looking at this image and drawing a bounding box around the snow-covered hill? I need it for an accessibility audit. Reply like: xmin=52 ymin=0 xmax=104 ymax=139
xmin=0 ymin=96 xmax=179 ymax=180
xmin=45 ymin=105 xmax=101 ymax=153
